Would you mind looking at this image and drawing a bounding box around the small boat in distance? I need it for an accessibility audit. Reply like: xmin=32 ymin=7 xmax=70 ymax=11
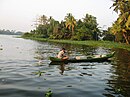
xmin=49 ymin=51 xmax=115 ymax=63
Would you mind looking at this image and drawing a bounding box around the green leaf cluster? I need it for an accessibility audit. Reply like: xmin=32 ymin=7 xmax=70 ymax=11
xmin=111 ymin=0 xmax=130 ymax=44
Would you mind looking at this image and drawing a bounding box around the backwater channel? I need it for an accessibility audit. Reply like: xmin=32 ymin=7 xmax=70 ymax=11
xmin=0 ymin=35 xmax=130 ymax=97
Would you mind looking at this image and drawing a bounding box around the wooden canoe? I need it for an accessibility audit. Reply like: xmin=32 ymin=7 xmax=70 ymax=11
xmin=49 ymin=51 xmax=115 ymax=63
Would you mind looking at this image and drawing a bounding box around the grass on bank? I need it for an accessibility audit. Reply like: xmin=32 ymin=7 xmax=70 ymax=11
xmin=22 ymin=36 xmax=130 ymax=51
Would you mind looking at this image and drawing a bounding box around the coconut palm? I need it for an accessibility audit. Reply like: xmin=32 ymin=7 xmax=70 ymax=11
xmin=64 ymin=13 xmax=76 ymax=36
xmin=48 ymin=16 xmax=60 ymax=38
xmin=111 ymin=0 xmax=130 ymax=44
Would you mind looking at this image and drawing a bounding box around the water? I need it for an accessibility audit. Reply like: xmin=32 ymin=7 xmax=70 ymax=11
xmin=0 ymin=35 xmax=130 ymax=97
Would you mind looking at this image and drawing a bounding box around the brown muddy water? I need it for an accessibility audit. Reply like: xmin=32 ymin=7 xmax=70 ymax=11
xmin=0 ymin=35 xmax=130 ymax=97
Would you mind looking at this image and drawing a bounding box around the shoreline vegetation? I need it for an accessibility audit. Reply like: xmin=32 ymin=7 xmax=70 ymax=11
xmin=21 ymin=1 xmax=130 ymax=52
xmin=22 ymin=36 xmax=130 ymax=51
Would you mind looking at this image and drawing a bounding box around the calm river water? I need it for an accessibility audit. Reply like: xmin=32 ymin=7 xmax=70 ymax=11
xmin=0 ymin=35 xmax=130 ymax=97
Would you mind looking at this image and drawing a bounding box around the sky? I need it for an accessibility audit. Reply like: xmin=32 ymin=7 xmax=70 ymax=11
xmin=0 ymin=0 xmax=118 ymax=32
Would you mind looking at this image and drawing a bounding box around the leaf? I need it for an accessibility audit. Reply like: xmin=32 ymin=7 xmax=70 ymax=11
xmin=33 ymin=70 xmax=46 ymax=77
xmin=126 ymin=15 xmax=130 ymax=29
xmin=45 ymin=88 xmax=52 ymax=97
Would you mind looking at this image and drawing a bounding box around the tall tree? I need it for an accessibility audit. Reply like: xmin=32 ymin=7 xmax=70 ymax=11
xmin=64 ymin=13 xmax=76 ymax=36
xmin=48 ymin=16 xmax=60 ymax=39
xmin=38 ymin=15 xmax=48 ymax=25
xmin=111 ymin=0 xmax=130 ymax=44
xmin=34 ymin=15 xmax=48 ymax=37
xmin=59 ymin=20 xmax=68 ymax=39
xmin=82 ymin=14 xmax=99 ymax=40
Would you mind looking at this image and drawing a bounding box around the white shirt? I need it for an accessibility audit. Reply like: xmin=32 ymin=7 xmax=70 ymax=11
xmin=57 ymin=50 xmax=64 ymax=59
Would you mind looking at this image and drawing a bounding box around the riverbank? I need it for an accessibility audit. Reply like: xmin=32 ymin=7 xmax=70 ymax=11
xmin=22 ymin=36 xmax=130 ymax=51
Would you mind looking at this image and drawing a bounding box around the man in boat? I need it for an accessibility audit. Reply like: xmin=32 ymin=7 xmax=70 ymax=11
xmin=57 ymin=48 xmax=69 ymax=60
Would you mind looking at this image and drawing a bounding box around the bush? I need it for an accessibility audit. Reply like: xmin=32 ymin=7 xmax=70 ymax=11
xmin=103 ymin=34 xmax=115 ymax=41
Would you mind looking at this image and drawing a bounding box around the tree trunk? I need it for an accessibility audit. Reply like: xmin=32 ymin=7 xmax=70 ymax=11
xmin=123 ymin=32 xmax=129 ymax=44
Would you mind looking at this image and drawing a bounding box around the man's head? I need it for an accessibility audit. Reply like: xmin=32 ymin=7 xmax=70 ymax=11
xmin=62 ymin=48 xmax=65 ymax=50
xmin=62 ymin=48 xmax=66 ymax=52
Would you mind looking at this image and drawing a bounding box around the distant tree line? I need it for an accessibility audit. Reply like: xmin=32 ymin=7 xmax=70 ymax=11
xmin=23 ymin=13 xmax=100 ymax=41
xmin=0 ymin=29 xmax=23 ymax=35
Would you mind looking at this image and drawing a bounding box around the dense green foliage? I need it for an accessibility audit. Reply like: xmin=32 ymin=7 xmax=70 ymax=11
xmin=24 ymin=13 xmax=100 ymax=40
xmin=110 ymin=0 xmax=130 ymax=44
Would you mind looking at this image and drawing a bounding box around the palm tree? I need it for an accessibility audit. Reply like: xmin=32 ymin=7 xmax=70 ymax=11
xmin=64 ymin=13 xmax=76 ymax=36
xmin=82 ymin=14 xmax=99 ymax=40
xmin=48 ymin=16 xmax=60 ymax=38
xmin=38 ymin=15 xmax=48 ymax=25
xmin=111 ymin=0 xmax=130 ymax=44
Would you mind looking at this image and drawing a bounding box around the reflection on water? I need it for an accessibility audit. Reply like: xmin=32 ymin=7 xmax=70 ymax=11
xmin=0 ymin=35 xmax=130 ymax=97
xmin=58 ymin=64 xmax=66 ymax=75
xmin=105 ymin=49 xmax=130 ymax=97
